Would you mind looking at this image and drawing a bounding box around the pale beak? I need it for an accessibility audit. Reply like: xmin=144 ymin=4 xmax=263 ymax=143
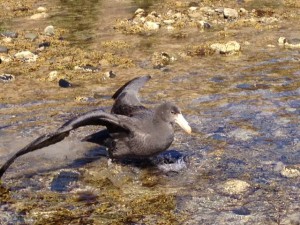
xmin=175 ymin=113 xmax=192 ymax=134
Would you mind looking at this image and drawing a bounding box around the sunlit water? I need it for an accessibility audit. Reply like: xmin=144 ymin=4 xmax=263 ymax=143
xmin=0 ymin=0 xmax=299 ymax=224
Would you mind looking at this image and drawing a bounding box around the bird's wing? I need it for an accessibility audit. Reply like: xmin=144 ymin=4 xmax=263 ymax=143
xmin=0 ymin=110 xmax=131 ymax=178
xmin=111 ymin=75 xmax=151 ymax=115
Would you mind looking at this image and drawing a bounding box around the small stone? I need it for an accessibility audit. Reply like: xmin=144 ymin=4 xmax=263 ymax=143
xmin=144 ymin=21 xmax=160 ymax=30
xmin=0 ymin=74 xmax=15 ymax=82
xmin=221 ymin=179 xmax=250 ymax=195
xmin=232 ymin=207 xmax=251 ymax=216
xmin=38 ymin=42 xmax=51 ymax=50
xmin=200 ymin=7 xmax=215 ymax=15
xmin=0 ymin=46 xmax=8 ymax=53
xmin=37 ymin=6 xmax=47 ymax=12
xmin=48 ymin=71 xmax=58 ymax=81
xmin=285 ymin=38 xmax=300 ymax=48
xmin=59 ymin=79 xmax=72 ymax=88
xmin=278 ymin=37 xmax=287 ymax=45
xmin=1 ymin=31 xmax=18 ymax=38
xmin=210 ymin=41 xmax=241 ymax=54
xmin=2 ymin=37 xmax=12 ymax=43
xmin=197 ymin=20 xmax=212 ymax=29
xmin=25 ymin=33 xmax=38 ymax=41
xmin=224 ymin=8 xmax=239 ymax=19
xmin=0 ymin=55 xmax=12 ymax=62
xmin=239 ymin=8 xmax=248 ymax=14
xmin=134 ymin=8 xmax=145 ymax=15
xmin=103 ymin=71 xmax=116 ymax=78
xmin=281 ymin=167 xmax=300 ymax=178
xmin=14 ymin=51 xmax=38 ymax=62
xmin=44 ymin=25 xmax=55 ymax=36
xmin=30 ymin=12 xmax=49 ymax=20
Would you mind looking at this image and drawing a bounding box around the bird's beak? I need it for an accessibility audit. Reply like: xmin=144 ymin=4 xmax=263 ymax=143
xmin=175 ymin=113 xmax=192 ymax=134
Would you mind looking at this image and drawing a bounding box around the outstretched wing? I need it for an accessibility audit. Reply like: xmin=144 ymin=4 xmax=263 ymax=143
xmin=0 ymin=110 xmax=130 ymax=178
xmin=111 ymin=75 xmax=151 ymax=116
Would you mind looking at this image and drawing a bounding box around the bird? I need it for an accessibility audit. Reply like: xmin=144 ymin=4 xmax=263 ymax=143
xmin=0 ymin=75 xmax=191 ymax=178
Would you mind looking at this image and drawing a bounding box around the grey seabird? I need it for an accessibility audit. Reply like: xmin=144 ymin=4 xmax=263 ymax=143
xmin=0 ymin=75 xmax=191 ymax=178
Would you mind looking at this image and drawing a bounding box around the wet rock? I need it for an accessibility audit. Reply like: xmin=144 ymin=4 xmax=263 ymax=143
xmin=30 ymin=12 xmax=49 ymax=20
xmin=221 ymin=179 xmax=250 ymax=195
xmin=74 ymin=64 xmax=100 ymax=72
xmin=48 ymin=71 xmax=58 ymax=81
xmin=144 ymin=21 xmax=160 ymax=30
xmin=0 ymin=46 xmax=8 ymax=53
xmin=278 ymin=37 xmax=287 ymax=45
xmin=25 ymin=33 xmax=38 ymax=41
xmin=50 ymin=170 xmax=80 ymax=192
xmin=228 ymin=128 xmax=258 ymax=141
xmin=280 ymin=166 xmax=300 ymax=178
xmin=38 ymin=42 xmax=51 ymax=51
xmin=14 ymin=50 xmax=38 ymax=62
xmin=232 ymin=207 xmax=251 ymax=215
xmin=44 ymin=25 xmax=55 ymax=36
xmin=1 ymin=31 xmax=18 ymax=38
xmin=223 ymin=8 xmax=239 ymax=19
xmin=210 ymin=41 xmax=241 ymax=54
xmin=59 ymin=79 xmax=72 ymax=88
xmin=0 ymin=74 xmax=15 ymax=82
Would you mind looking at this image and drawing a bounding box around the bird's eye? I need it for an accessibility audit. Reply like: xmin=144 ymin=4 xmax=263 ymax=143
xmin=171 ymin=111 xmax=176 ymax=114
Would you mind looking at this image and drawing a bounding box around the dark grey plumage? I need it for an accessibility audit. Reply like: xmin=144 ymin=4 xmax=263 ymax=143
xmin=0 ymin=75 xmax=191 ymax=178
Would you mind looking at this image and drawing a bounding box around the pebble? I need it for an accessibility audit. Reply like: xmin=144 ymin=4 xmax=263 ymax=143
xmin=221 ymin=179 xmax=250 ymax=195
xmin=281 ymin=166 xmax=300 ymax=178
xmin=59 ymin=79 xmax=72 ymax=88
xmin=0 ymin=74 xmax=15 ymax=82
xmin=144 ymin=21 xmax=160 ymax=30
xmin=278 ymin=37 xmax=287 ymax=45
xmin=74 ymin=64 xmax=100 ymax=72
xmin=48 ymin=71 xmax=58 ymax=81
xmin=197 ymin=20 xmax=212 ymax=29
xmin=0 ymin=46 xmax=8 ymax=53
xmin=30 ymin=12 xmax=49 ymax=20
xmin=25 ymin=33 xmax=38 ymax=41
xmin=14 ymin=51 xmax=38 ymax=62
xmin=1 ymin=31 xmax=18 ymax=38
xmin=223 ymin=8 xmax=239 ymax=19
xmin=163 ymin=19 xmax=175 ymax=25
xmin=232 ymin=207 xmax=251 ymax=216
xmin=286 ymin=38 xmax=300 ymax=48
xmin=37 ymin=6 xmax=47 ymax=12
xmin=44 ymin=25 xmax=55 ymax=36
xmin=2 ymin=37 xmax=12 ymax=43
xmin=210 ymin=41 xmax=241 ymax=54
xmin=0 ymin=55 xmax=12 ymax=63
xmin=103 ymin=71 xmax=116 ymax=78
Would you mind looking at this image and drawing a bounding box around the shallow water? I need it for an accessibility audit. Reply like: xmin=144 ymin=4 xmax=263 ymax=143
xmin=0 ymin=0 xmax=300 ymax=224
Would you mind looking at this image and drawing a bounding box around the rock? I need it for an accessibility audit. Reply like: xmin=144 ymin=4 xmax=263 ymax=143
xmin=0 ymin=55 xmax=12 ymax=62
xmin=281 ymin=213 xmax=300 ymax=225
xmin=14 ymin=51 xmax=38 ymax=62
xmin=37 ymin=6 xmax=47 ymax=12
xmin=228 ymin=128 xmax=257 ymax=141
xmin=59 ymin=79 xmax=72 ymax=88
xmin=2 ymin=37 xmax=12 ymax=43
xmin=210 ymin=41 xmax=241 ymax=54
xmin=151 ymin=52 xmax=175 ymax=68
xmin=0 ymin=74 xmax=15 ymax=82
xmin=281 ymin=166 xmax=300 ymax=178
xmin=1 ymin=31 xmax=18 ymax=38
xmin=197 ymin=20 xmax=212 ymax=29
xmin=200 ymin=7 xmax=215 ymax=15
xmin=239 ymin=8 xmax=248 ymax=15
xmin=44 ymin=25 xmax=55 ymax=36
xmin=134 ymin=8 xmax=145 ymax=16
xmin=286 ymin=38 xmax=300 ymax=48
xmin=38 ymin=42 xmax=51 ymax=51
xmin=232 ymin=207 xmax=251 ymax=216
xmin=103 ymin=71 xmax=116 ymax=79
xmin=48 ymin=71 xmax=58 ymax=81
xmin=278 ymin=37 xmax=287 ymax=45
xmin=0 ymin=46 xmax=8 ymax=53
xmin=30 ymin=12 xmax=49 ymax=20
xmin=144 ymin=21 xmax=160 ymax=30
xmin=223 ymin=8 xmax=239 ymax=19
xmin=74 ymin=64 xmax=100 ymax=72
xmin=25 ymin=33 xmax=38 ymax=41
xmin=221 ymin=179 xmax=250 ymax=195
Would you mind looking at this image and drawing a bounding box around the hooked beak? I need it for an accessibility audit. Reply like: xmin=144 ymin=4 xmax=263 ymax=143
xmin=175 ymin=113 xmax=192 ymax=134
